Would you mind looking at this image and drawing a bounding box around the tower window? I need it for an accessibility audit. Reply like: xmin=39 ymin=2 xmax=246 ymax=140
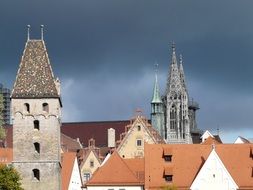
xmin=33 ymin=169 xmax=40 ymax=181
xmin=42 ymin=103 xmax=49 ymax=112
xmin=34 ymin=120 xmax=40 ymax=130
xmin=34 ymin=142 xmax=40 ymax=154
xmin=24 ymin=103 xmax=30 ymax=113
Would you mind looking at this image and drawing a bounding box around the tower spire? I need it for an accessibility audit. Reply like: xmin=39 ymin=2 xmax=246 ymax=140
xmin=27 ymin=25 xmax=30 ymax=41
xmin=151 ymin=63 xmax=162 ymax=103
xmin=40 ymin=25 xmax=44 ymax=40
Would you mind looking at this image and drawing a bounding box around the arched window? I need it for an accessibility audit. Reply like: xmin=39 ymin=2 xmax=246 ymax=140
xmin=34 ymin=120 xmax=39 ymax=130
xmin=34 ymin=142 xmax=40 ymax=154
xmin=42 ymin=103 xmax=49 ymax=113
xmin=137 ymin=125 xmax=141 ymax=131
xmin=32 ymin=169 xmax=40 ymax=181
xmin=24 ymin=103 xmax=30 ymax=113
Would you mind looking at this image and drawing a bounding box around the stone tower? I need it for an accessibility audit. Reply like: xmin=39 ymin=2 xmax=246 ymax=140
xmin=11 ymin=26 xmax=62 ymax=190
xmin=165 ymin=44 xmax=192 ymax=143
xmin=151 ymin=70 xmax=165 ymax=139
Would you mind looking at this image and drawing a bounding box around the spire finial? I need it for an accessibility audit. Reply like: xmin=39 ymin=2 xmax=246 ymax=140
xmin=179 ymin=54 xmax=183 ymax=64
xmin=40 ymin=25 xmax=44 ymax=40
xmin=154 ymin=61 xmax=159 ymax=75
xmin=27 ymin=25 xmax=30 ymax=41
xmin=172 ymin=42 xmax=176 ymax=53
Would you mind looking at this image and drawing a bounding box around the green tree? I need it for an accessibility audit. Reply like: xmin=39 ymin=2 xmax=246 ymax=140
xmin=161 ymin=184 xmax=178 ymax=190
xmin=0 ymin=93 xmax=6 ymax=140
xmin=0 ymin=164 xmax=24 ymax=190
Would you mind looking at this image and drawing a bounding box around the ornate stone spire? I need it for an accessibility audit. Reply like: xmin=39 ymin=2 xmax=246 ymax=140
xmin=179 ymin=54 xmax=187 ymax=90
xmin=166 ymin=43 xmax=182 ymax=96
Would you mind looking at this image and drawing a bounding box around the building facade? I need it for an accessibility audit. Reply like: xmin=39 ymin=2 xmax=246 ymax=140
xmin=0 ymin=83 xmax=11 ymax=124
xmin=11 ymin=29 xmax=62 ymax=190
xmin=151 ymin=44 xmax=201 ymax=144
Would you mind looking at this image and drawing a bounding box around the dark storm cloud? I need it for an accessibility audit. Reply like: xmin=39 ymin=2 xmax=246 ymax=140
xmin=1 ymin=0 xmax=253 ymax=141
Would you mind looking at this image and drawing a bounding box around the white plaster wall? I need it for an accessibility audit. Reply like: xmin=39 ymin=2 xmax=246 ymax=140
xmin=68 ymin=158 xmax=82 ymax=190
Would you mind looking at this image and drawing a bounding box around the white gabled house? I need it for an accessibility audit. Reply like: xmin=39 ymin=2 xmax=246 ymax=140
xmin=190 ymin=147 xmax=238 ymax=190
xmin=62 ymin=152 xmax=83 ymax=190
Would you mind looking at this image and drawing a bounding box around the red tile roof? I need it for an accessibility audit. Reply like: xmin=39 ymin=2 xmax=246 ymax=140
xmin=145 ymin=143 xmax=253 ymax=189
xmin=87 ymin=151 xmax=144 ymax=186
xmin=61 ymin=152 xmax=77 ymax=190
xmin=0 ymin=148 xmax=12 ymax=164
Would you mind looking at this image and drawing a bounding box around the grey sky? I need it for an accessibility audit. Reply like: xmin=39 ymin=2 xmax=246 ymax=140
xmin=1 ymin=0 xmax=253 ymax=142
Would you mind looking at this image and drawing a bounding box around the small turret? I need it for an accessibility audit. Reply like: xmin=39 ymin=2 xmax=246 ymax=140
xmin=151 ymin=64 xmax=165 ymax=139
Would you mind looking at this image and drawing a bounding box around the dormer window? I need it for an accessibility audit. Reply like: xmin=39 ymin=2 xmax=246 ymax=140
xmin=163 ymin=148 xmax=172 ymax=162
xmin=165 ymin=175 xmax=173 ymax=182
xmin=42 ymin=103 xmax=49 ymax=113
xmin=34 ymin=120 xmax=40 ymax=130
xmin=164 ymin=155 xmax=172 ymax=162
xmin=164 ymin=167 xmax=173 ymax=182
xmin=24 ymin=103 xmax=30 ymax=113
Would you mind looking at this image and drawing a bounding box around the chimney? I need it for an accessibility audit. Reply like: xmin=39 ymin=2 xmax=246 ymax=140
xmin=108 ymin=128 xmax=115 ymax=148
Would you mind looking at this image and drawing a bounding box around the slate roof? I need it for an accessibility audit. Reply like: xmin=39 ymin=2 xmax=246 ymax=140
xmin=12 ymin=40 xmax=59 ymax=98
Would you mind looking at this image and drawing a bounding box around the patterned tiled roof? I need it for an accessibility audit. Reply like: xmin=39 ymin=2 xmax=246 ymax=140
xmin=12 ymin=40 xmax=59 ymax=98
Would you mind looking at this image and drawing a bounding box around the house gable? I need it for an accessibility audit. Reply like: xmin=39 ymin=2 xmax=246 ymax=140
xmin=117 ymin=116 xmax=157 ymax=158
xmin=68 ymin=157 xmax=82 ymax=190
xmin=80 ymin=149 xmax=101 ymax=184
xmin=190 ymin=148 xmax=238 ymax=190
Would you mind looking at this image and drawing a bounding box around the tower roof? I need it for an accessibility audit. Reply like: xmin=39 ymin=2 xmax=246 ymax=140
xmin=11 ymin=39 xmax=59 ymax=98
xmin=151 ymin=73 xmax=162 ymax=103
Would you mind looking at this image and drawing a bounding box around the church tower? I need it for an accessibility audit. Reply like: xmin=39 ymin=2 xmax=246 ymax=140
xmin=151 ymin=68 xmax=165 ymax=139
xmin=165 ymin=43 xmax=192 ymax=144
xmin=11 ymin=26 xmax=62 ymax=190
